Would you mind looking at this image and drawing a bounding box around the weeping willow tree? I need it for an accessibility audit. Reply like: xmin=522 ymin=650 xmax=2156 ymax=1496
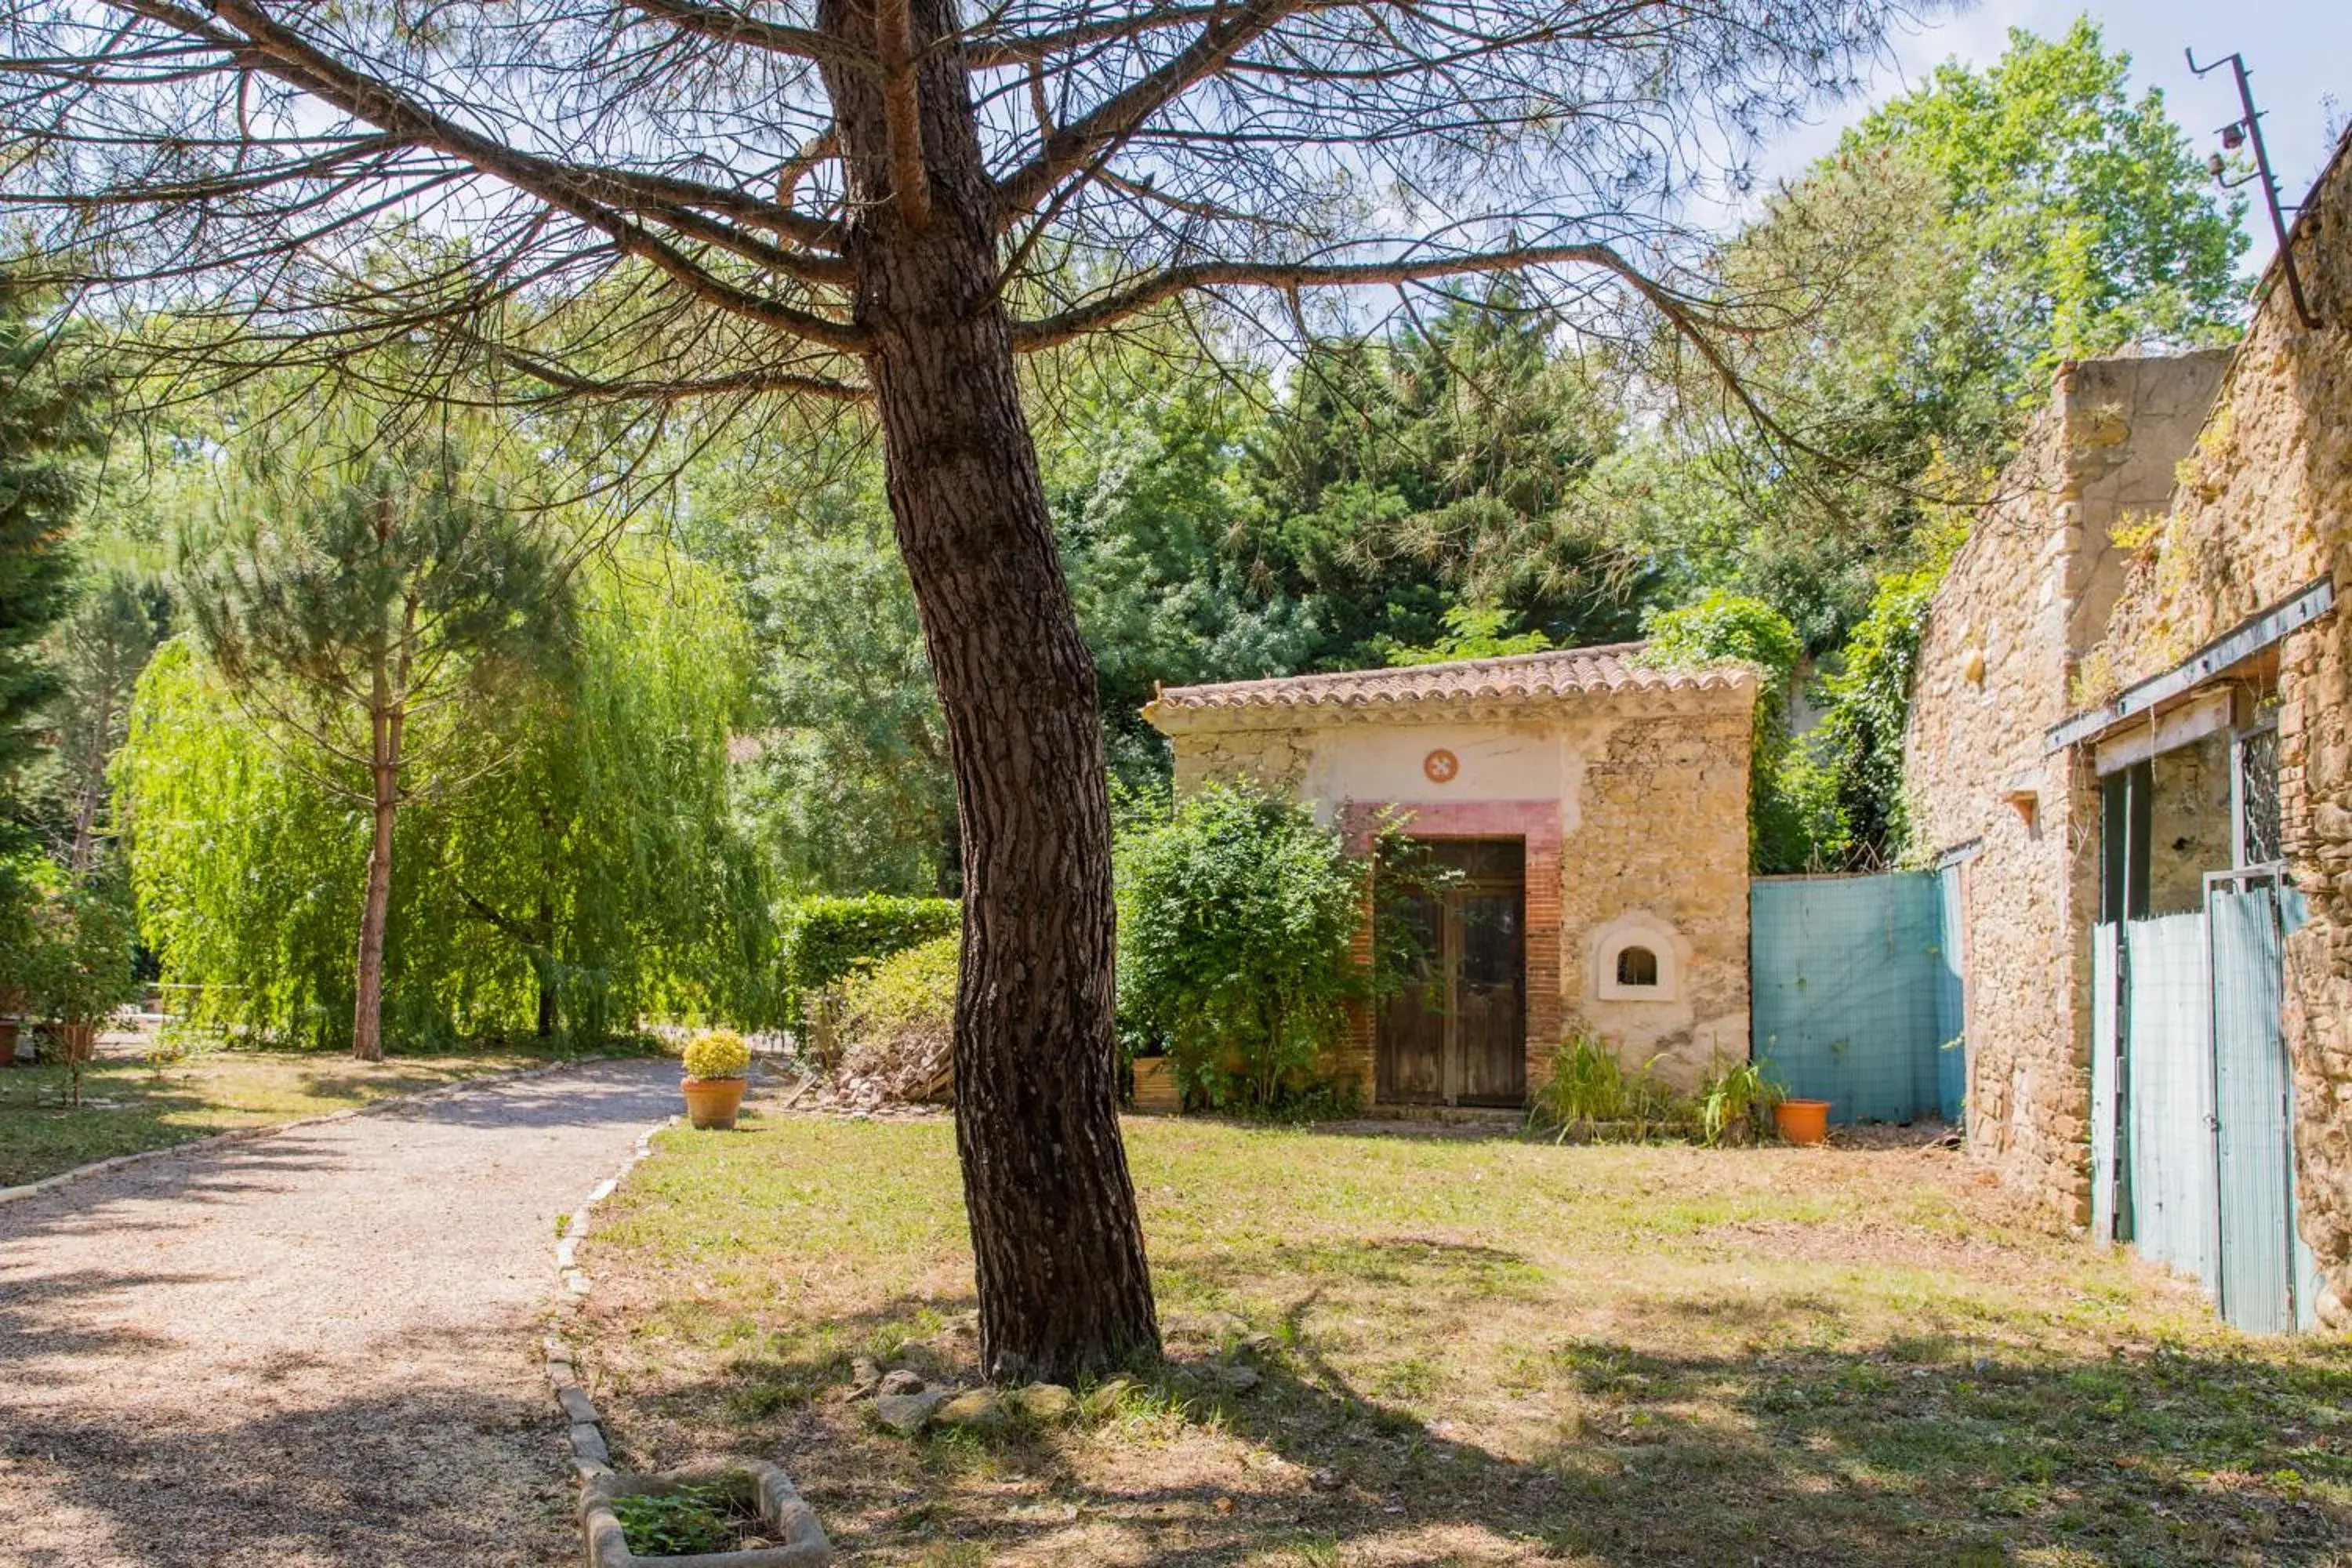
xmin=424 ymin=548 xmax=776 ymax=1040
xmin=118 ymin=544 xmax=771 ymax=1051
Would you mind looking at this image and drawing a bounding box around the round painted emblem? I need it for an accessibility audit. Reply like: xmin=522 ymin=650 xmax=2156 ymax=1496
xmin=1423 ymin=748 xmax=1460 ymax=783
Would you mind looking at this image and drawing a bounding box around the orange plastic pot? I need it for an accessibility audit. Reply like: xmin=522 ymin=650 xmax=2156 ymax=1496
xmin=682 ymin=1075 xmax=748 ymax=1131
xmin=1773 ymin=1098 xmax=1831 ymax=1146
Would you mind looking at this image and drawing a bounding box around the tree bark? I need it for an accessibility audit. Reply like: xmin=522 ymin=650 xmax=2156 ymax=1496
xmin=351 ymin=670 xmax=401 ymax=1062
xmin=818 ymin=0 xmax=1158 ymax=1382
xmin=534 ymin=890 xmax=558 ymax=1039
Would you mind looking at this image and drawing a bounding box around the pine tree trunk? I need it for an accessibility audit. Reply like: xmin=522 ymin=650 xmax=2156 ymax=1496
xmin=820 ymin=0 xmax=1158 ymax=1382
xmin=351 ymin=684 xmax=401 ymax=1062
xmin=534 ymin=891 xmax=558 ymax=1039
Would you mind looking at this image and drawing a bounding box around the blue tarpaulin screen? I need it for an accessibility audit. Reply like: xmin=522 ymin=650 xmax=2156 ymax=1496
xmin=1751 ymin=872 xmax=1955 ymax=1124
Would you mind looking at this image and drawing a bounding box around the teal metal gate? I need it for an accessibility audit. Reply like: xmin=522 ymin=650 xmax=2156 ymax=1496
xmin=2091 ymin=874 xmax=2317 ymax=1332
xmin=2207 ymin=873 xmax=2321 ymax=1333
xmin=1933 ymin=864 xmax=1967 ymax=1123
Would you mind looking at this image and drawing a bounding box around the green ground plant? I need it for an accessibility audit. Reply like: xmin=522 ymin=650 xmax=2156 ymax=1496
xmin=1526 ymin=1033 xmax=1687 ymax=1141
xmin=611 ymin=1485 xmax=742 ymax=1557
xmin=1698 ymin=1057 xmax=1787 ymax=1146
xmin=1528 ymin=1035 xmax=1786 ymax=1147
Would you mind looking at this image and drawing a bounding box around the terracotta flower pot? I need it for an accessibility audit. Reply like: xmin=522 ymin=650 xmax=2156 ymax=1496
xmin=1773 ymin=1098 xmax=1831 ymax=1146
xmin=681 ymin=1075 xmax=748 ymax=1131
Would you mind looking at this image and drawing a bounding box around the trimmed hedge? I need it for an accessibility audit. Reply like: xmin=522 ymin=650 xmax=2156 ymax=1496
xmin=781 ymin=895 xmax=959 ymax=1022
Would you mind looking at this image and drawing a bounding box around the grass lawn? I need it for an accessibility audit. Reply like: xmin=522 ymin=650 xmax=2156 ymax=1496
xmin=0 ymin=1040 xmax=568 ymax=1187
xmin=579 ymin=1109 xmax=2351 ymax=1567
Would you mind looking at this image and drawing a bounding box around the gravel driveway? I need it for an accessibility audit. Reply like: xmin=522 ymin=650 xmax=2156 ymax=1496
xmin=0 ymin=1057 xmax=677 ymax=1567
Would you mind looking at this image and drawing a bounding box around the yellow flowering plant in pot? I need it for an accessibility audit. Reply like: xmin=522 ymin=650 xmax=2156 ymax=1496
xmin=680 ymin=1029 xmax=753 ymax=1130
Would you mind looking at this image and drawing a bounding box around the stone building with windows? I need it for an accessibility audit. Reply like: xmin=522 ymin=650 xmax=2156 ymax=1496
xmin=1908 ymin=129 xmax=2352 ymax=1329
xmin=1142 ymin=644 xmax=1757 ymax=1109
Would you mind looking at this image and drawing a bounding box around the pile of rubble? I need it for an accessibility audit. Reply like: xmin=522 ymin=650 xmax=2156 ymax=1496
xmin=830 ymin=1025 xmax=952 ymax=1112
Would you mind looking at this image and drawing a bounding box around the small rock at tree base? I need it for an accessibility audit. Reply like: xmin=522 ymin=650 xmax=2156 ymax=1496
xmin=1081 ymin=1378 xmax=1134 ymax=1420
xmin=875 ymin=1387 xmax=951 ymax=1436
xmin=1217 ymin=1364 xmax=1262 ymax=1394
xmin=877 ymin=1367 xmax=925 ymax=1398
xmin=1009 ymin=1382 xmax=1077 ymax=1423
xmin=1309 ymin=1468 xmax=1341 ymax=1491
xmin=932 ymin=1388 xmax=1010 ymax=1432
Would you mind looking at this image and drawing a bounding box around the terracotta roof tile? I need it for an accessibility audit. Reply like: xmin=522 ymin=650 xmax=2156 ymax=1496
xmin=1147 ymin=641 xmax=1753 ymax=724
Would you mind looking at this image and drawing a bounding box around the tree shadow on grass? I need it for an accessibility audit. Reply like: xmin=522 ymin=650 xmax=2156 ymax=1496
xmin=602 ymin=1269 xmax=2352 ymax=1568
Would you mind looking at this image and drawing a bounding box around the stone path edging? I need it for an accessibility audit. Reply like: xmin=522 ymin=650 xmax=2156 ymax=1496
xmin=546 ymin=1111 xmax=673 ymax=1480
xmin=0 ymin=1055 xmax=610 ymax=1207
xmin=543 ymin=1100 xmax=837 ymax=1565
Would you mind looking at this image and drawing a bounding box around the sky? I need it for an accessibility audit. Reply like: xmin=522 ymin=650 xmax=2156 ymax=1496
xmin=1752 ymin=0 xmax=2351 ymax=271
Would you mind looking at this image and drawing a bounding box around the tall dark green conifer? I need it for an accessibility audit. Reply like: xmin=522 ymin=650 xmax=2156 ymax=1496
xmin=0 ymin=270 xmax=95 ymax=812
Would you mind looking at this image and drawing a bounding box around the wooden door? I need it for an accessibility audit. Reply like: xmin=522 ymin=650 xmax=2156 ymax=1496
xmin=1375 ymin=886 xmax=1446 ymax=1104
xmin=1376 ymin=839 xmax=1527 ymax=1107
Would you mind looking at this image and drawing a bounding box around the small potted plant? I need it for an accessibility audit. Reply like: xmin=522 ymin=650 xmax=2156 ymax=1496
xmin=681 ymin=1029 xmax=753 ymax=1131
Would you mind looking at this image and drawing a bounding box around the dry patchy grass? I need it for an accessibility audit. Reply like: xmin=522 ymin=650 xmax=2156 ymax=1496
xmin=0 ymin=1042 xmax=567 ymax=1186
xmin=579 ymin=1111 xmax=2352 ymax=1566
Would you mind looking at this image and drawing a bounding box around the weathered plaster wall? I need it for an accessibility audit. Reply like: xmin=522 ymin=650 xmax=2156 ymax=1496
xmin=1166 ymin=692 xmax=1753 ymax=1098
xmin=2082 ymin=133 xmax=2352 ymax=1323
xmin=1907 ymin=351 xmax=2229 ymax=1224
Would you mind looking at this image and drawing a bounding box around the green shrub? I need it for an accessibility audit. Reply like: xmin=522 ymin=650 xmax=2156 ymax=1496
xmin=1639 ymin=593 xmax=1814 ymax=873
xmin=835 ymin=934 xmax=957 ymax=1101
xmin=682 ymin=1028 xmax=752 ymax=1081
xmin=18 ymin=883 xmax=143 ymax=1106
xmin=1114 ymin=784 xmax=1371 ymax=1112
xmin=780 ymin=895 xmax=958 ymax=1022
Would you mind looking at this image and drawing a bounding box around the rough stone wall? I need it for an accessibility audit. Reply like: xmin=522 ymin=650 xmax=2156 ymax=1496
xmin=1557 ymin=706 xmax=1753 ymax=1087
xmin=2147 ymin=734 xmax=2233 ymax=916
xmin=1167 ymin=728 xmax=1314 ymax=796
xmin=1907 ymin=351 xmax=2230 ymax=1225
xmin=2083 ymin=131 xmax=2352 ymax=1323
xmin=1910 ymin=409 xmax=2091 ymax=1221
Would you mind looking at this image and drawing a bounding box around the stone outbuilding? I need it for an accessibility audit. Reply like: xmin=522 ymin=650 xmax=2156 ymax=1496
xmin=1908 ymin=129 xmax=2352 ymax=1328
xmin=1143 ymin=644 xmax=1757 ymax=1109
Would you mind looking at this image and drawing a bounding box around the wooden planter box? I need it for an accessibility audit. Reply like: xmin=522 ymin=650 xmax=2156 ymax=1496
xmin=1131 ymin=1056 xmax=1180 ymax=1113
